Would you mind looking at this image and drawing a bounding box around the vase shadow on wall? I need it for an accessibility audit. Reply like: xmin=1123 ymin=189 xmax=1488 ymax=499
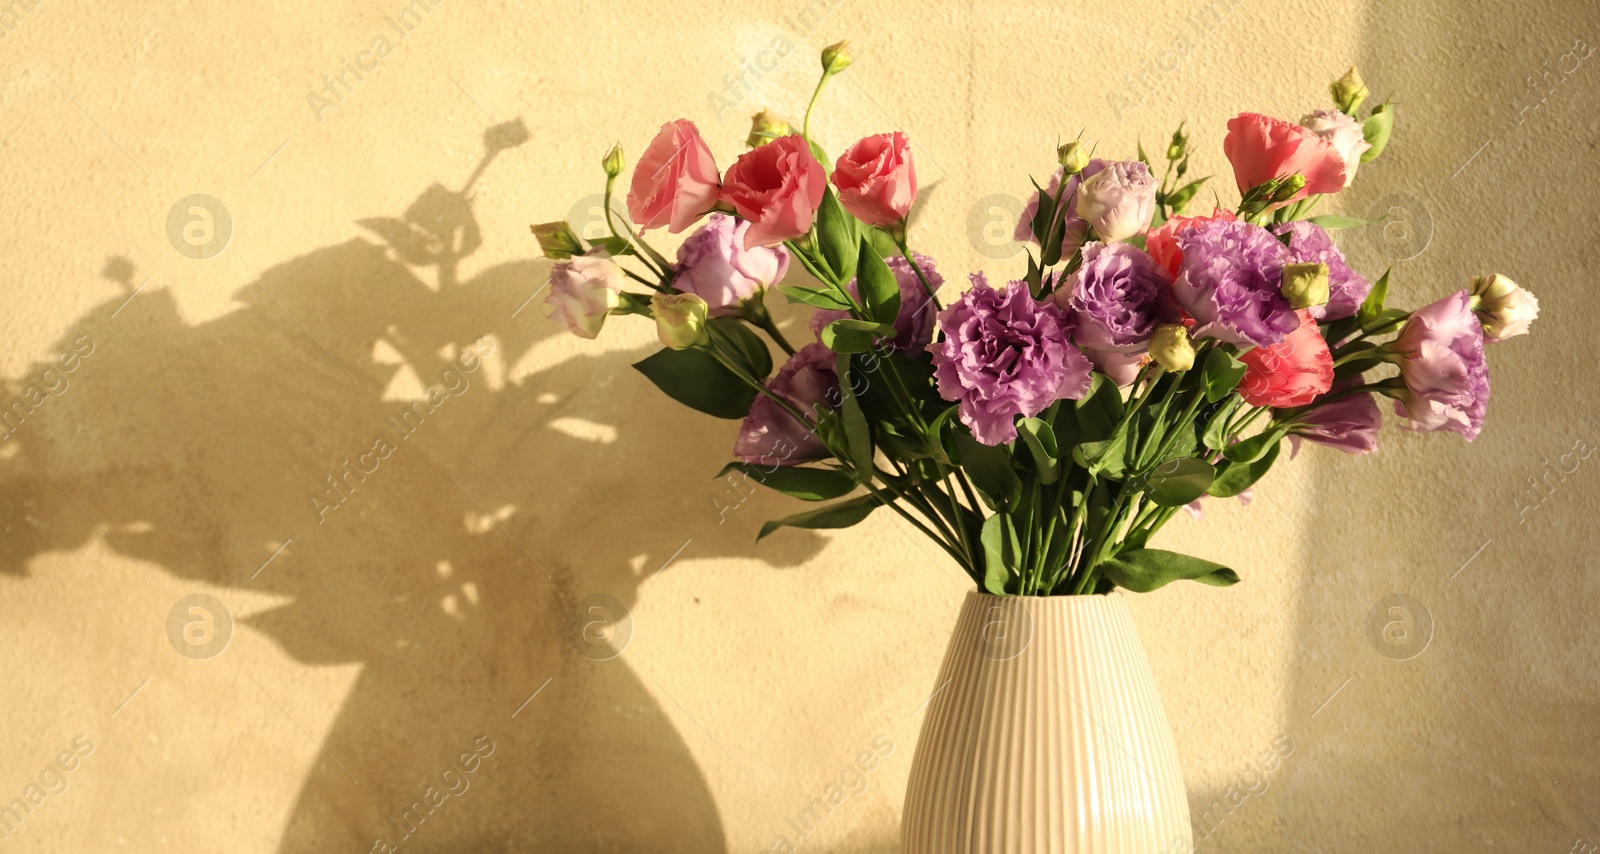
xmin=0 ymin=120 xmax=824 ymax=852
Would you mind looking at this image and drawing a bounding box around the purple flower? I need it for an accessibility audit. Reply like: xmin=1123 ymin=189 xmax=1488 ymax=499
xmin=1073 ymin=160 xmax=1158 ymax=242
xmin=1271 ymin=221 xmax=1370 ymax=321
xmin=1288 ymin=377 xmax=1381 ymax=455
xmin=673 ymin=214 xmax=790 ymax=316
xmin=733 ymin=343 xmax=837 ymax=466
xmin=1390 ymin=290 xmax=1490 ymax=441
xmin=930 ymin=274 xmax=1094 ymax=445
xmin=810 ymin=252 xmax=941 ymax=352
xmin=1057 ymin=241 xmax=1179 ymax=351
xmin=1172 ymin=219 xmax=1299 ymax=348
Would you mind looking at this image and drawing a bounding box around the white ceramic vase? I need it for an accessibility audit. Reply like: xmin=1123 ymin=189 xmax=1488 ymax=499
xmin=901 ymin=591 xmax=1192 ymax=853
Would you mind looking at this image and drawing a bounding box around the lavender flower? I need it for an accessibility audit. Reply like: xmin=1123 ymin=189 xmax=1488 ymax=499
xmin=1012 ymin=161 xmax=1105 ymax=257
xmin=1288 ymin=378 xmax=1381 ymax=455
xmin=674 ymin=214 xmax=790 ymax=316
xmin=733 ymin=343 xmax=837 ymax=466
xmin=810 ymin=252 xmax=941 ymax=352
xmin=1171 ymin=219 xmax=1299 ymax=348
xmin=1271 ymin=221 xmax=1370 ymax=320
xmin=1390 ymin=290 xmax=1491 ymax=441
xmin=1055 ymin=242 xmax=1178 ymax=382
xmin=930 ymin=274 xmax=1094 ymax=445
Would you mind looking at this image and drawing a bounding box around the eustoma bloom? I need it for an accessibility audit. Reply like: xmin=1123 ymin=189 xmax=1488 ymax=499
xmin=721 ymin=134 xmax=827 ymax=248
xmin=734 ymin=343 xmax=839 ymax=466
xmin=1237 ymin=310 xmax=1333 ymax=407
xmin=1055 ymin=242 xmax=1178 ymax=385
xmin=930 ymin=275 xmax=1094 ymax=445
xmin=831 ymin=132 xmax=917 ymax=226
xmin=1469 ymin=273 xmax=1539 ymax=342
xmin=1014 ymin=161 xmax=1101 ymax=257
xmin=1298 ymin=109 xmax=1372 ymax=188
xmin=673 ymin=214 xmax=790 ymax=315
xmin=627 ymin=119 xmax=721 ymax=233
xmin=1288 ymin=378 xmax=1381 ymax=455
xmin=1389 ymin=290 xmax=1491 ymax=440
xmin=545 ymin=253 xmax=623 ymax=339
xmin=1223 ymin=112 xmax=1346 ymax=203
xmin=1171 ymin=219 xmax=1299 ymax=348
xmin=810 ymin=252 xmax=940 ymax=352
xmin=1145 ymin=208 xmax=1236 ymax=277
xmin=1073 ymin=160 xmax=1158 ymax=241
xmin=1271 ymin=221 xmax=1371 ymax=320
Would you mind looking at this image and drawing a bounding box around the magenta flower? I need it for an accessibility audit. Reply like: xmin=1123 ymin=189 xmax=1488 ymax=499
xmin=1288 ymin=378 xmax=1381 ymax=455
xmin=1390 ymin=290 xmax=1491 ymax=441
xmin=673 ymin=214 xmax=790 ymax=316
xmin=930 ymin=274 xmax=1094 ymax=445
xmin=1056 ymin=241 xmax=1178 ymax=378
xmin=1271 ymin=221 xmax=1371 ymax=321
xmin=1172 ymin=219 xmax=1299 ymax=348
xmin=733 ymin=343 xmax=838 ymax=466
xmin=810 ymin=252 xmax=941 ymax=353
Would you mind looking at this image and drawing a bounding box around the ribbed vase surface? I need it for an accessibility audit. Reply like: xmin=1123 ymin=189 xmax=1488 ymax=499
xmin=901 ymin=591 xmax=1191 ymax=853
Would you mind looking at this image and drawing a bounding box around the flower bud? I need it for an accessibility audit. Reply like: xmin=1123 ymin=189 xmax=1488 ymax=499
xmin=1330 ymin=67 xmax=1370 ymax=115
xmin=1469 ymin=273 xmax=1539 ymax=342
xmin=1281 ymin=262 xmax=1330 ymax=310
xmin=1166 ymin=123 xmax=1188 ymax=161
xmin=530 ymin=221 xmax=583 ymax=260
xmin=602 ymin=144 xmax=625 ymax=179
xmin=651 ymin=292 xmax=710 ymax=350
xmin=746 ymin=110 xmax=791 ymax=148
xmin=546 ymin=253 xmax=624 ymax=338
xmin=1148 ymin=323 xmax=1195 ymax=372
xmin=821 ymin=40 xmax=852 ymax=76
xmin=1269 ymin=173 xmax=1308 ymax=205
xmin=1057 ymin=140 xmax=1090 ymax=174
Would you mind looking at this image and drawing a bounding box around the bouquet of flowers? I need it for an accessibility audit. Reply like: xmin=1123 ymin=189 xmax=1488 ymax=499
xmin=534 ymin=47 xmax=1537 ymax=597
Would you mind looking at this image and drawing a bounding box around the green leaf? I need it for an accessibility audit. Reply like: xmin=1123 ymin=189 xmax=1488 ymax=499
xmin=980 ymin=513 xmax=1022 ymax=595
xmin=1223 ymin=424 xmax=1289 ymax=464
xmin=1016 ymin=416 xmax=1060 ymax=484
xmin=709 ymin=317 xmax=773 ymax=379
xmin=1100 ymin=548 xmax=1240 ymax=593
xmin=815 ymin=188 xmax=858 ymax=283
xmin=1074 ymin=373 xmax=1125 ymax=444
xmin=1165 ymin=176 xmax=1209 ymax=214
xmin=928 ymin=406 xmax=961 ymax=466
xmin=820 ymin=319 xmax=895 ymax=354
xmin=779 ymin=284 xmax=851 ymax=310
xmin=589 ymin=236 xmax=635 ymax=255
xmin=1201 ymin=397 xmax=1242 ymax=451
xmin=1072 ymin=421 xmax=1129 ymax=479
xmin=632 ymin=347 xmax=757 ymax=419
xmin=1356 ymin=267 xmax=1390 ymax=327
xmin=1139 ymin=457 xmax=1215 ymax=507
xmin=1361 ymin=307 xmax=1409 ymax=335
xmin=1209 ymin=438 xmax=1280 ymax=498
xmin=1306 ymin=215 xmax=1380 ymax=230
xmin=1202 ymin=347 xmax=1247 ymax=403
xmin=865 ymin=226 xmax=900 ymax=260
xmin=1360 ymin=107 xmax=1394 ymax=163
xmin=834 ymin=353 xmax=875 ymax=481
xmin=716 ymin=462 xmax=858 ymax=501
xmin=854 ymin=241 xmax=902 ymax=326
xmin=758 ymin=494 xmax=878 ymax=540
xmin=807 ymin=139 xmax=832 ymax=176
xmin=954 ymin=428 xmax=1021 ymax=510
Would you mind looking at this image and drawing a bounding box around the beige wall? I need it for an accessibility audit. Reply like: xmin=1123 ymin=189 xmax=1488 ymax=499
xmin=1 ymin=0 xmax=1596 ymax=851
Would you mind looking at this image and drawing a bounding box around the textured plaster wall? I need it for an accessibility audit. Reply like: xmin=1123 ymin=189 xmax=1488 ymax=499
xmin=1 ymin=0 xmax=1596 ymax=851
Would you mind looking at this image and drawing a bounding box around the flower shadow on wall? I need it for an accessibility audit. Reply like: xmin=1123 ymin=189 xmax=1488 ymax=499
xmin=0 ymin=121 xmax=825 ymax=852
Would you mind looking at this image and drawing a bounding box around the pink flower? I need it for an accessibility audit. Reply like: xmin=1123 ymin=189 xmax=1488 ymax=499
xmin=673 ymin=214 xmax=790 ymax=315
xmin=545 ymin=253 xmax=623 ymax=339
xmin=1391 ymin=290 xmax=1491 ymax=441
xmin=721 ymin=135 xmax=827 ymax=248
xmin=1237 ymin=310 xmax=1333 ymax=408
xmin=626 ymin=120 xmax=722 ymax=234
xmin=1299 ymin=109 xmax=1371 ymax=188
xmin=1223 ymin=112 xmax=1346 ymax=203
xmin=831 ymin=132 xmax=917 ymax=226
